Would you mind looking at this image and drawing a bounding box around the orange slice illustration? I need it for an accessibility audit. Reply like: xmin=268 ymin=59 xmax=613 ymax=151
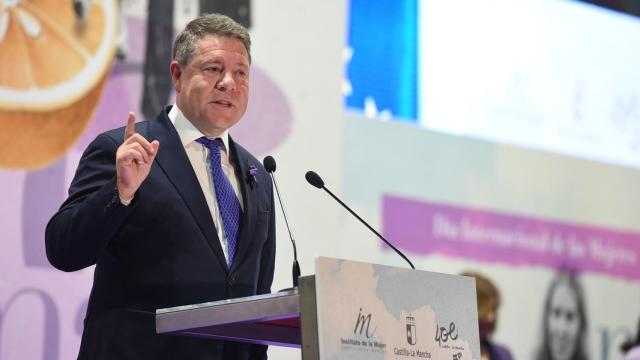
xmin=0 ymin=0 xmax=116 ymax=169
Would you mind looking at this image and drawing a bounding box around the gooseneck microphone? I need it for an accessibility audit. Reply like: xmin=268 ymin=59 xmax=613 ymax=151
xmin=305 ymin=170 xmax=415 ymax=269
xmin=263 ymin=156 xmax=301 ymax=287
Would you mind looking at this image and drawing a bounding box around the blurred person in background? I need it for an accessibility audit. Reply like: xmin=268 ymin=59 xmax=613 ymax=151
xmin=462 ymin=271 xmax=514 ymax=360
xmin=536 ymin=272 xmax=588 ymax=360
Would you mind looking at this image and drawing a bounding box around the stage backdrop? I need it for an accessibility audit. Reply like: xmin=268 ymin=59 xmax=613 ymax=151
xmin=1 ymin=1 xmax=639 ymax=359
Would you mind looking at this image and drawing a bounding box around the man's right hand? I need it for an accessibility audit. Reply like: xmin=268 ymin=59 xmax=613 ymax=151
xmin=115 ymin=112 xmax=160 ymax=202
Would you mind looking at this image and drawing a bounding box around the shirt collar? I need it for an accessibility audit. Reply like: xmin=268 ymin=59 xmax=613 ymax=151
xmin=168 ymin=104 xmax=231 ymax=152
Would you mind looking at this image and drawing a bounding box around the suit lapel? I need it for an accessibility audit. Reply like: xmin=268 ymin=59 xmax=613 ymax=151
xmin=148 ymin=108 xmax=229 ymax=272
xmin=228 ymin=136 xmax=258 ymax=271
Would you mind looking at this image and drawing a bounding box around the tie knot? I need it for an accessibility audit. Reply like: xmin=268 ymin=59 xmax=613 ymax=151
xmin=196 ymin=137 xmax=223 ymax=152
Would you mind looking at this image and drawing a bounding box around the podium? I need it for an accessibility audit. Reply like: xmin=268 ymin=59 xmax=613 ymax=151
xmin=156 ymin=257 xmax=480 ymax=359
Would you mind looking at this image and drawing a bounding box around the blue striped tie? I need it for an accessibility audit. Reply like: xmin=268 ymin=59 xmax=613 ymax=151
xmin=196 ymin=137 xmax=241 ymax=268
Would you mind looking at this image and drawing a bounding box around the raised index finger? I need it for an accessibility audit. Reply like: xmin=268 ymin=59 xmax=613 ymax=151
xmin=124 ymin=112 xmax=136 ymax=140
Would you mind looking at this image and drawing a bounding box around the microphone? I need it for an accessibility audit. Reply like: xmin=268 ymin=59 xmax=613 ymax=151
xmin=305 ymin=171 xmax=324 ymax=188
xmin=263 ymin=156 xmax=301 ymax=288
xmin=305 ymin=170 xmax=415 ymax=269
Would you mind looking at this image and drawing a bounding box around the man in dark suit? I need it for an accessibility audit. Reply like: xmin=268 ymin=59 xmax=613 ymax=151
xmin=45 ymin=14 xmax=275 ymax=360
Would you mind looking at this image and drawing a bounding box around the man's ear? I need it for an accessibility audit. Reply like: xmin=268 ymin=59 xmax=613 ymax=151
xmin=169 ymin=61 xmax=183 ymax=93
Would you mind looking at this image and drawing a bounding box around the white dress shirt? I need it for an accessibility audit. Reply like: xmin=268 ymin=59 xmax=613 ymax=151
xmin=168 ymin=105 xmax=244 ymax=262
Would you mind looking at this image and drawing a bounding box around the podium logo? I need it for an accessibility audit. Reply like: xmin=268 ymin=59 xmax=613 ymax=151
xmin=353 ymin=307 xmax=376 ymax=338
xmin=406 ymin=315 xmax=417 ymax=345
xmin=435 ymin=321 xmax=459 ymax=346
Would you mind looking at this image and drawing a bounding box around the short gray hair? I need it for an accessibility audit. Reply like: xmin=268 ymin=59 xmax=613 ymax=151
xmin=172 ymin=13 xmax=251 ymax=65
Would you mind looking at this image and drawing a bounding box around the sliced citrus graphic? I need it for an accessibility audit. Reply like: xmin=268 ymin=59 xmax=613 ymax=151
xmin=0 ymin=0 xmax=116 ymax=169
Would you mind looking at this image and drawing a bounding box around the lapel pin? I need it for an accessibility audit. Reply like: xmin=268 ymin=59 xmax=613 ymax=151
xmin=247 ymin=164 xmax=258 ymax=188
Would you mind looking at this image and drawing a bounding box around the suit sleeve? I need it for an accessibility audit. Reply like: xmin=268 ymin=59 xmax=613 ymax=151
xmin=45 ymin=133 xmax=133 ymax=272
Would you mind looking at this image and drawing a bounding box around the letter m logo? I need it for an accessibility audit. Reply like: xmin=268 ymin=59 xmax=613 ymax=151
xmin=354 ymin=307 xmax=376 ymax=338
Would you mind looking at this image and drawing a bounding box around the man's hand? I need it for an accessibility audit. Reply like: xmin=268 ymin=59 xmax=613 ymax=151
xmin=115 ymin=112 xmax=160 ymax=202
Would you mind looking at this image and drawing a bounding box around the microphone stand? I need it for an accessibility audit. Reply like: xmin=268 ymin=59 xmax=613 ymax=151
xmin=305 ymin=170 xmax=415 ymax=270
xmin=271 ymin=173 xmax=301 ymax=288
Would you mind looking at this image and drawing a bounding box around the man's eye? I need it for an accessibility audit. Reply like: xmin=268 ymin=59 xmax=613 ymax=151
xmin=205 ymin=67 xmax=221 ymax=73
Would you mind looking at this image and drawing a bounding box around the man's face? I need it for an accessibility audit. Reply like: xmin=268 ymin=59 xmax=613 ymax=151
xmin=171 ymin=35 xmax=250 ymax=136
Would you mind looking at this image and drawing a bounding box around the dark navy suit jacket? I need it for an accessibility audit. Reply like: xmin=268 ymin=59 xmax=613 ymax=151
xmin=46 ymin=107 xmax=276 ymax=360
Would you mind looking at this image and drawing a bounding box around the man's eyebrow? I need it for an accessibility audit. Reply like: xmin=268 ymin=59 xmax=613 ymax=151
xmin=199 ymin=59 xmax=223 ymax=65
xmin=198 ymin=58 xmax=248 ymax=68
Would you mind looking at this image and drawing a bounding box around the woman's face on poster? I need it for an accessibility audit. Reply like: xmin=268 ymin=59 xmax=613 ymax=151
xmin=547 ymin=281 xmax=581 ymax=360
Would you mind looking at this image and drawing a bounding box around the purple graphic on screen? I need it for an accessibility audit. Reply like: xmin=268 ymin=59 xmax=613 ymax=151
xmin=75 ymin=298 xmax=88 ymax=335
xmin=21 ymin=158 xmax=67 ymax=267
xmin=232 ymin=67 xmax=293 ymax=155
xmin=383 ymin=194 xmax=640 ymax=280
xmin=2 ymin=289 xmax=60 ymax=360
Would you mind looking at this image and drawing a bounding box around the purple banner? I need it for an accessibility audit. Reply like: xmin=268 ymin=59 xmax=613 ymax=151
xmin=383 ymin=195 xmax=640 ymax=280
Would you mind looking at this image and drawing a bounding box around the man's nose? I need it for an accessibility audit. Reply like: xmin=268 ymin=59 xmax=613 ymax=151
xmin=215 ymin=72 xmax=236 ymax=92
